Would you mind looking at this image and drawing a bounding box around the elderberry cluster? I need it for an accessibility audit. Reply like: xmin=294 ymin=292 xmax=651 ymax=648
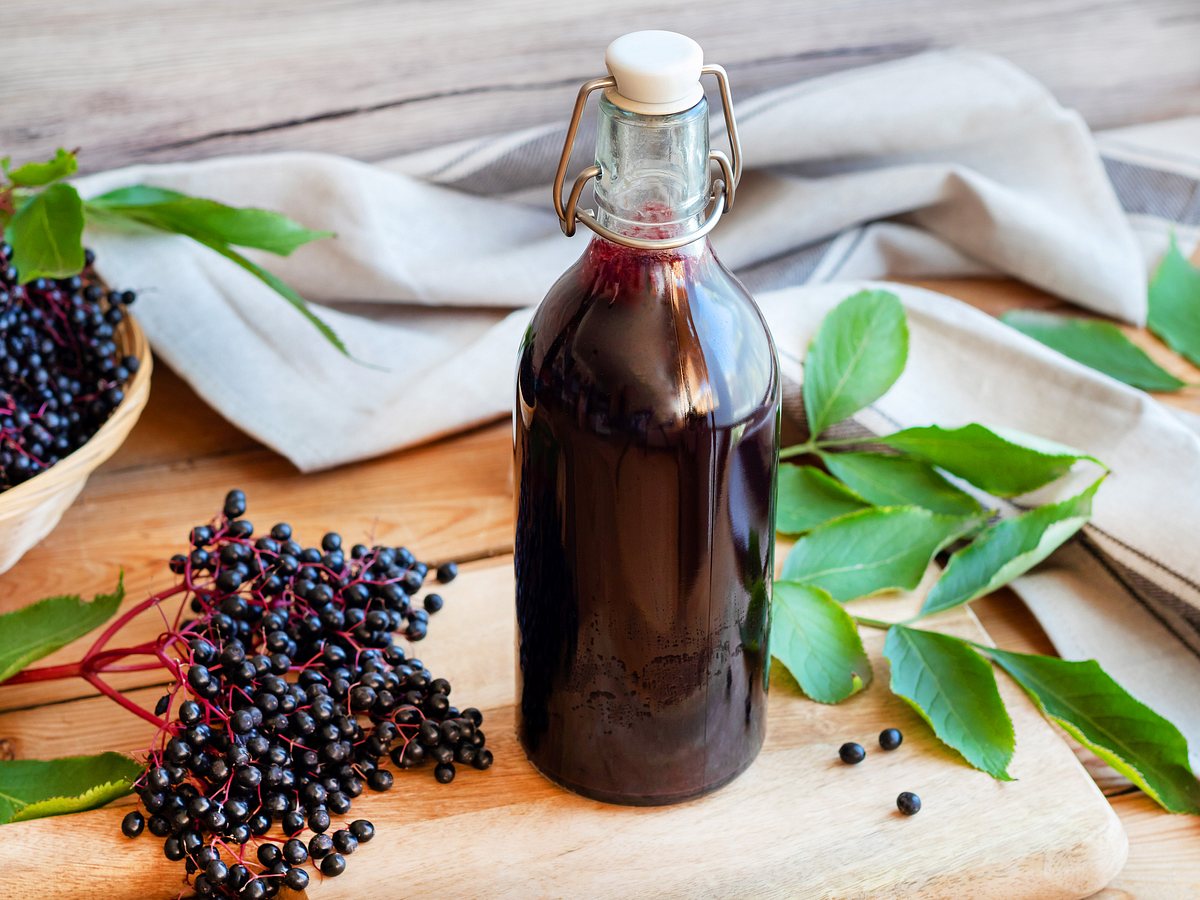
xmin=122 ymin=490 xmax=489 ymax=898
xmin=0 ymin=244 xmax=139 ymax=490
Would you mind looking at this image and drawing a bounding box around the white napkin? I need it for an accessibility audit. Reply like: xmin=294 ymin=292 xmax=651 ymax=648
xmin=76 ymin=50 xmax=1200 ymax=764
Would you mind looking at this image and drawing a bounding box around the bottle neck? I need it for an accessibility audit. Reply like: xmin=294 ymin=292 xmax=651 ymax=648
xmin=593 ymin=95 xmax=710 ymax=244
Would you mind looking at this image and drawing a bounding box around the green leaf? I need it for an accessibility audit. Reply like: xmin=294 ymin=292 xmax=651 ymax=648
xmin=775 ymin=464 xmax=870 ymax=534
xmin=780 ymin=506 xmax=980 ymax=602
xmin=0 ymin=753 xmax=141 ymax=824
xmin=877 ymin=423 xmax=1098 ymax=497
xmin=803 ymin=290 xmax=908 ymax=437
xmin=0 ymin=576 xmax=124 ymax=683
xmin=1001 ymin=310 xmax=1185 ymax=392
xmin=987 ymin=648 xmax=1200 ymax=813
xmin=771 ymin=582 xmax=871 ymax=703
xmin=921 ymin=478 xmax=1101 ymax=617
xmin=88 ymin=185 xmax=333 ymax=256
xmin=3 ymin=148 xmax=78 ymax=187
xmin=1148 ymin=234 xmax=1200 ymax=368
xmin=884 ymin=625 xmax=1014 ymax=779
xmin=191 ymin=236 xmax=350 ymax=357
xmin=821 ymin=451 xmax=982 ymax=516
xmin=4 ymin=183 xmax=85 ymax=282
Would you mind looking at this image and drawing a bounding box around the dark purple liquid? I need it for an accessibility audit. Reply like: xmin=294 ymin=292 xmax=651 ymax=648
xmin=514 ymin=237 xmax=779 ymax=805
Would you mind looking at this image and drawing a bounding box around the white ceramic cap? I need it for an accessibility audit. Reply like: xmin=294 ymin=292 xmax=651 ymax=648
xmin=604 ymin=31 xmax=704 ymax=115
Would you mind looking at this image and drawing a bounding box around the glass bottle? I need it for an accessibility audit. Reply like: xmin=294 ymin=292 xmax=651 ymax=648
xmin=514 ymin=31 xmax=779 ymax=806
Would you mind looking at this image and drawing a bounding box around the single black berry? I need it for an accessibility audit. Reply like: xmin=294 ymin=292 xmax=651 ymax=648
xmin=436 ymin=561 xmax=458 ymax=583
xmin=839 ymin=742 xmax=866 ymax=764
xmin=879 ymin=728 xmax=903 ymax=751
xmin=282 ymin=837 xmax=308 ymax=865
xmin=897 ymin=791 xmax=921 ymax=815
xmin=309 ymin=833 xmax=334 ymax=859
xmin=121 ymin=810 xmax=145 ymax=838
xmin=435 ymin=762 xmax=456 ymax=783
xmin=284 ymin=867 xmax=310 ymax=890
xmin=320 ymin=852 xmax=346 ymax=877
xmin=349 ymin=819 xmax=375 ymax=843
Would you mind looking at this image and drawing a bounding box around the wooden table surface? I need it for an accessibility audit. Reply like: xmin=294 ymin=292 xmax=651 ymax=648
xmin=0 ymin=273 xmax=1198 ymax=896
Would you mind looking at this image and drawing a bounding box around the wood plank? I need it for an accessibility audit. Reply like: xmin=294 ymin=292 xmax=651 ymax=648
xmin=2 ymin=1 xmax=1198 ymax=173
xmin=0 ymin=558 xmax=1125 ymax=899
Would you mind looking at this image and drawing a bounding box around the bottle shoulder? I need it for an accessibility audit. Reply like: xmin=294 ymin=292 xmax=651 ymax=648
xmin=520 ymin=240 xmax=778 ymax=432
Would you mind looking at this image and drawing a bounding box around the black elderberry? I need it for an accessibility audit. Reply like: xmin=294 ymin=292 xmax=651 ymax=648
xmin=473 ymin=748 xmax=494 ymax=770
xmin=206 ymin=859 xmax=229 ymax=884
xmin=332 ymin=829 xmax=358 ymax=855
xmin=424 ymin=592 xmax=444 ymax=613
xmin=148 ymin=815 xmax=172 ymax=837
xmin=285 ymin=866 xmax=311 ymax=890
xmin=307 ymin=806 xmax=331 ymax=834
xmin=223 ymin=489 xmax=247 ymax=518
xmin=367 ymin=768 xmax=394 ymax=792
xmin=435 ymin=762 xmax=456 ymax=783
xmin=282 ymin=809 xmax=306 ymax=836
xmin=121 ymin=810 xmax=145 ymax=838
xmin=897 ymin=791 xmax=922 ymax=815
xmin=839 ymin=742 xmax=866 ymax=765
xmin=283 ymin=837 xmax=309 ymax=865
xmin=436 ymin=561 xmax=458 ymax=583
xmin=320 ymin=852 xmax=347 ymax=877
xmin=146 ymin=766 xmax=171 ymax=792
xmin=879 ymin=728 xmax=903 ymax=751
xmin=308 ymin=833 xmax=334 ymax=859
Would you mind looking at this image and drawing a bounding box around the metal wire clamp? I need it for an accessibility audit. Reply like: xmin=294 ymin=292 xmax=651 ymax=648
xmin=551 ymin=65 xmax=744 ymax=252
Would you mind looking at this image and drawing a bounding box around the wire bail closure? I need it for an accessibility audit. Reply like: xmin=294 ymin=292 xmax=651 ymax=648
xmin=552 ymin=65 xmax=743 ymax=252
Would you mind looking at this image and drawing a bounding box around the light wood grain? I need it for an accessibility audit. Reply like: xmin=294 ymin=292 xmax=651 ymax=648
xmin=2 ymin=1 xmax=1199 ymax=173
xmin=0 ymin=556 xmax=1127 ymax=899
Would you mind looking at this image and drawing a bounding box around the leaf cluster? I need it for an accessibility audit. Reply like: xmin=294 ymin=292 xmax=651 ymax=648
xmin=771 ymin=290 xmax=1199 ymax=812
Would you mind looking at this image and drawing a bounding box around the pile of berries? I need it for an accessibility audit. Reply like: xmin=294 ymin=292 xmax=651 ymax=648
xmin=120 ymin=490 xmax=491 ymax=897
xmin=0 ymin=244 xmax=140 ymax=490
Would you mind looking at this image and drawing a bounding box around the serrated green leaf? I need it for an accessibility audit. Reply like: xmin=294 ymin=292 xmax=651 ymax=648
xmin=775 ymin=464 xmax=870 ymax=534
xmin=1001 ymin=309 xmax=1185 ymax=392
xmin=1148 ymin=235 xmax=1200 ymax=368
xmin=88 ymin=185 xmax=333 ymax=256
xmin=877 ymin=423 xmax=1098 ymax=497
xmin=884 ymin=625 xmax=1014 ymax=779
xmin=0 ymin=753 xmax=141 ymax=824
xmin=822 ymin=451 xmax=983 ymax=516
xmin=803 ymin=290 xmax=908 ymax=436
xmin=986 ymin=648 xmax=1200 ymax=813
xmin=771 ymin=582 xmax=871 ymax=703
xmin=780 ymin=506 xmax=980 ymax=602
xmin=920 ymin=478 xmax=1101 ymax=617
xmin=4 ymin=183 xmax=85 ymax=281
xmin=3 ymin=148 xmax=78 ymax=187
xmin=0 ymin=576 xmax=124 ymax=683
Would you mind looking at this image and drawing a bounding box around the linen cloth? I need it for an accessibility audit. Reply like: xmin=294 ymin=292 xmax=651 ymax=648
xmin=76 ymin=50 xmax=1200 ymax=766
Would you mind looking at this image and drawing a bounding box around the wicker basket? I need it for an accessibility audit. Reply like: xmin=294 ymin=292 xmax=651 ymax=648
xmin=0 ymin=312 xmax=153 ymax=574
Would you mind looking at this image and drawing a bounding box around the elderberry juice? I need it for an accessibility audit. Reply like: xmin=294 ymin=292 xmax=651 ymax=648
xmin=514 ymin=236 xmax=779 ymax=805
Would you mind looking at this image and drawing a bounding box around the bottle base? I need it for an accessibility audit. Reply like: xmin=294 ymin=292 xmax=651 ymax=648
xmin=523 ymin=747 xmax=760 ymax=807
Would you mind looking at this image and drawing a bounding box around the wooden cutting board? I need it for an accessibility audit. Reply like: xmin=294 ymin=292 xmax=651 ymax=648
xmin=0 ymin=556 xmax=1125 ymax=899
